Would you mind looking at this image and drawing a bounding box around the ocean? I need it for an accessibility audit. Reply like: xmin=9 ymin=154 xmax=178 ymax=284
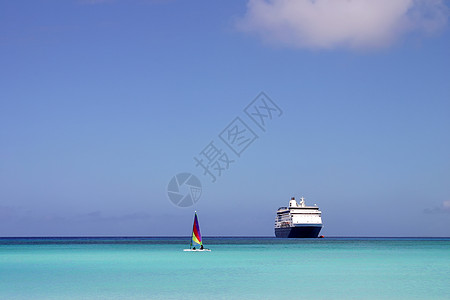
xmin=0 ymin=237 xmax=449 ymax=299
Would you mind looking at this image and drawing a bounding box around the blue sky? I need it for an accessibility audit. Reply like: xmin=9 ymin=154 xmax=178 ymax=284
xmin=1 ymin=0 xmax=449 ymax=237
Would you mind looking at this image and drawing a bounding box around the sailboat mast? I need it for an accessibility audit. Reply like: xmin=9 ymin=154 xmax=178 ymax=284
xmin=190 ymin=212 xmax=195 ymax=249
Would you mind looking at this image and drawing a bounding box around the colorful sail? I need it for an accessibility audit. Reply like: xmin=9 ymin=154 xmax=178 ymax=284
xmin=191 ymin=212 xmax=202 ymax=248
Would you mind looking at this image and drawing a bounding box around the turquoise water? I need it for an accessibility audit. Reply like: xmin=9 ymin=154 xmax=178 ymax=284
xmin=0 ymin=238 xmax=449 ymax=299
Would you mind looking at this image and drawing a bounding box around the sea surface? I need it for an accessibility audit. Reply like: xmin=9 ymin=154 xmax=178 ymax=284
xmin=0 ymin=237 xmax=449 ymax=300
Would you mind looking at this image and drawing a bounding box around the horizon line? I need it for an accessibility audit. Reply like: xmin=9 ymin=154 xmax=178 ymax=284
xmin=1 ymin=236 xmax=449 ymax=239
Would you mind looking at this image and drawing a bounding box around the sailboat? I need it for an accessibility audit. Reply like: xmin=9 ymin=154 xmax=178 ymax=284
xmin=183 ymin=212 xmax=211 ymax=252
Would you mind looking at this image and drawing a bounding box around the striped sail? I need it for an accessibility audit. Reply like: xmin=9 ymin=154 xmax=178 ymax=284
xmin=191 ymin=212 xmax=202 ymax=248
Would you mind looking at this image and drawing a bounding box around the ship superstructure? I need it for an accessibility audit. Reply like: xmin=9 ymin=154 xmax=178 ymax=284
xmin=274 ymin=196 xmax=323 ymax=238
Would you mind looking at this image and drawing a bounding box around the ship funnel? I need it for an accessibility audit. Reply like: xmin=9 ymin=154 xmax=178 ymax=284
xmin=289 ymin=197 xmax=297 ymax=207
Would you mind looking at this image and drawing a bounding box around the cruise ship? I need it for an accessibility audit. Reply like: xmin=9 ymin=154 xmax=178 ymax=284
xmin=274 ymin=197 xmax=323 ymax=238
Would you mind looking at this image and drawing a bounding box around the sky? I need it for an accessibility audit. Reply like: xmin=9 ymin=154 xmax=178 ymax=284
xmin=1 ymin=0 xmax=449 ymax=237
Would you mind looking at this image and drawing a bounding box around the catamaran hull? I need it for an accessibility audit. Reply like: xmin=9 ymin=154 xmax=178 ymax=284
xmin=275 ymin=225 xmax=322 ymax=238
xmin=183 ymin=249 xmax=211 ymax=252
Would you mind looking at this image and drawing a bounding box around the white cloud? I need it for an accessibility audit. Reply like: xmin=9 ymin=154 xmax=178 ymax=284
xmin=237 ymin=0 xmax=449 ymax=49
xmin=424 ymin=200 xmax=450 ymax=214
